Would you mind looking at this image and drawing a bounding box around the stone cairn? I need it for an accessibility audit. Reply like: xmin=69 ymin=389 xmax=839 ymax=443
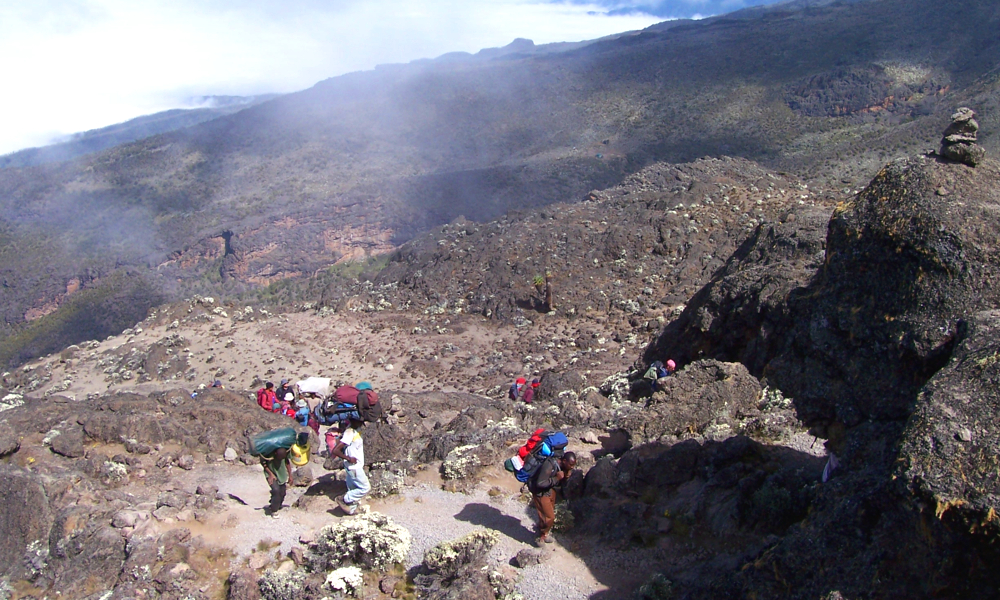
xmin=939 ymin=107 xmax=985 ymax=167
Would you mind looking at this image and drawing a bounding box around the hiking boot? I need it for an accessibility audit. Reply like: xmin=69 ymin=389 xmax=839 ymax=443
xmin=534 ymin=535 xmax=548 ymax=547
xmin=335 ymin=495 xmax=356 ymax=515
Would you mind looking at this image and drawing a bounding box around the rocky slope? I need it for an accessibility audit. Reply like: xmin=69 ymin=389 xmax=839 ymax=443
xmin=641 ymin=127 xmax=1000 ymax=596
xmin=1 ymin=123 xmax=1000 ymax=599
xmin=3 ymin=0 xmax=1000 ymax=368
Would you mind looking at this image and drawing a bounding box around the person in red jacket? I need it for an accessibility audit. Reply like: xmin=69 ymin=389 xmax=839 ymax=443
xmin=256 ymin=382 xmax=278 ymax=411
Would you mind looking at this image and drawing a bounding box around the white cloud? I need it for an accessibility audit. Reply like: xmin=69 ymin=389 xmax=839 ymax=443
xmin=0 ymin=0 xmax=662 ymax=155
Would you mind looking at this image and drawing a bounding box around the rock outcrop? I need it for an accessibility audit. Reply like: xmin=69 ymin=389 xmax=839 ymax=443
xmin=898 ymin=310 xmax=1000 ymax=540
xmin=636 ymin=148 xmax=1000 ymax=598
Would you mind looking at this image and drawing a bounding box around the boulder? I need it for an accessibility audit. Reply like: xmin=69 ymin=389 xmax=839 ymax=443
xmin=515 ymin=548 xmax=551 ymax=568
xmin=227 ymin=567 xmax=262 ymax=600
xmin=646 ymin=207 xmax=829 ymax=377
xmin=362 ymin=421 xmax=409 ymax=464
xmin=612 ymin=360 xmax=761 ymax=444
xmin=0 ymin=422 xmax=20 ymax=457
xmin=176 ymin=454 xmax=195 ymax=470
xmin=196 ymin=484 xmax=219 ymax=497
xmin=157 ymin=491 xmax=189 ymax=509
xmin=112 ymin=510 xmax=143 ymax=529
xmin=0 ymin=466 xmax=53 ymax=577
xmin=50 ymin=424 xmax=85 ymax=458
xmin=769 ymin=155 xmax=1000 ymax=428
xmin=536 ymin=370 xmax=587 ymax=403
xmin=584 ymin=456 xmax=618 ymax=498
xmin=368 ymin=468 xmax=405 ymax=498
xmin=291 ymin=466 xmax=314 ymax=487
xmin=415 ymin=529 xmax=502 ymax=600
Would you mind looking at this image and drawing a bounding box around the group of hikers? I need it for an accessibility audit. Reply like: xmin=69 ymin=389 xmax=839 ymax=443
xmin=508 ymin=377 xmax=540 ymax=403
xmin=253 ymin=358 xmax=676 ymax=543
xmin=254 ymin=377 xmax=379 ymax=517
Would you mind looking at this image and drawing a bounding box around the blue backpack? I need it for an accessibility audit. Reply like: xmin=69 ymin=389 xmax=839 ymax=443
xmin=511 ymin=431 xmax=569 ymax=483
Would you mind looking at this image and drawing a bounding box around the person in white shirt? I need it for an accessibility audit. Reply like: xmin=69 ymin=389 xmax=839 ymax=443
xmin=331 ymin=417 xmax=370 ymax=514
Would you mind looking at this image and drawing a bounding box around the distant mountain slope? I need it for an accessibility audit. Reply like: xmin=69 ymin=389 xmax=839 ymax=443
xmin=0 ymin=0 xmax=998 ymax=367
xmin=0 ymin=95 xmax=278 ymax=169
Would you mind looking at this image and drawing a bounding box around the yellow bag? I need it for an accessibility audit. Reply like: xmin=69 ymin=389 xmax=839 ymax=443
xmin=289 ymin=443 xmax=310 ymax=466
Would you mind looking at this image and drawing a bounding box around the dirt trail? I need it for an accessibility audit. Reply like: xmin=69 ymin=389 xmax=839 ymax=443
xmin=168 ymin=460 xmax=609 ymax=599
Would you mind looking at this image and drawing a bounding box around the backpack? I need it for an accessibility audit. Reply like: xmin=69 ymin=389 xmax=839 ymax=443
xmin=509 ymin=430 xmax=569 ymax=483
xmin=330 ymin=386 xmax=390 ymax=422
xmin=248 ymin=427 xmax=300 ymax=457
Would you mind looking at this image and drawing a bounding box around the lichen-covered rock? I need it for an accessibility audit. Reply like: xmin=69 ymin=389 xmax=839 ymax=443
xmin=771 ymin=156 xmax=1000 ymax=429
xmin=368 ymin=468 xmax=404 ymax=498
xmin=898 ymin=310 xmax=1000 ymax=539
xmin=441 ymin=444 xmax=489 ymax=480
xmin=258 ymin=569 xmax=306 ymax=600
xmin=324 ymin=565 xmax=364 ymax=597
xmin=227 ymin=567 xmax=262 ymax=600
xmin=423 ymin=529 xmax=500 ymax=578
xmin=307 ymin=511 xmax=410 ymax=572
xmin=416 ymin=529 xmax=502 ymax=600
xmin=610 ymin=360 xmax=760 ymax=444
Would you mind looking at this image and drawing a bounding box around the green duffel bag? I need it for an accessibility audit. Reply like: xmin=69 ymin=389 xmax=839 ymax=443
xmin=248 ymin=427 xmax=298 ymax=457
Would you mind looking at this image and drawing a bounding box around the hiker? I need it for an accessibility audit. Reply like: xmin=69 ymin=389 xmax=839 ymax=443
xmin=331 ymin=417 xmax=370 ymax=515
xmin=294 ymin=399 xmax=311 ymax=427
xmin=261 ymin=447 xmax=292 ymax=516
xmin=529 ymin=451 xmax=577 ymax=546
xmin=256 ymin=382 xmax=278 ymax=411
xmin=520 ymin=378 xmax=540 ymax=404
xmin=276 ymin=378 xmax=295 ymax=402
xmin=273 ymin=393 xmax=295 ymax=418
xmin=643 ymin=359 xmax=675 ymax=392
xmin=509 ymin=377 xmax=527 ymax=400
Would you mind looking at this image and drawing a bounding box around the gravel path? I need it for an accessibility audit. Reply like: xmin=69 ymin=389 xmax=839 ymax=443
xmin=377 ymin=481 xmax=608 ymax=600
xmin=192 ymin=464 xmax=613 ymax=599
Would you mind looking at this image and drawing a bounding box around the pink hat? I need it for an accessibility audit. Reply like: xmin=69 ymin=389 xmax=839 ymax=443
xmin=666 ymin=360 xmax=676 ymax=370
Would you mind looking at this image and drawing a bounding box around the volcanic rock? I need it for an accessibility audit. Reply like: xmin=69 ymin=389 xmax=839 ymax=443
xmin=898 ymin=310 xmax=1000 ymax=537
xmin=50 ymin=424 xmax=85 ymax=458
xmin=0 ymin=422 xmax=20 ymax=457
xmin=612 ymin=360 xmax=761 ymax=444
xmin=769 ymin=155 xmax=1000 ymax=430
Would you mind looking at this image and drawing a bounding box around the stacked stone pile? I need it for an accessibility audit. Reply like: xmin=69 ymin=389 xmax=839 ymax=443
xmin=940 ymin=107 xmax=986 ymax=166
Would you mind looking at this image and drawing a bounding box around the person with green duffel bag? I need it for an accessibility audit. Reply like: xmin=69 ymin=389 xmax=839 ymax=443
xmin=249 ymin=428 xmax=309 ymax=516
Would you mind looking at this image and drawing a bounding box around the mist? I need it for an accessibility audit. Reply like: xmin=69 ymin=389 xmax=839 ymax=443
xmin=0 ymin=0 xmax=677 ymax=156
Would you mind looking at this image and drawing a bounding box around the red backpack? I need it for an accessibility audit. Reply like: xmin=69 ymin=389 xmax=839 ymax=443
xmin=517 ymin=428 xmax=547 ymax=460
xmin=256 ymin=388 xmax=276 ymax=411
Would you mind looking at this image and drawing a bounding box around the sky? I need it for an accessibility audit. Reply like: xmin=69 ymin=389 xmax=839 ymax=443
xmin=0 ymin=0 xmax=782 ymax=156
